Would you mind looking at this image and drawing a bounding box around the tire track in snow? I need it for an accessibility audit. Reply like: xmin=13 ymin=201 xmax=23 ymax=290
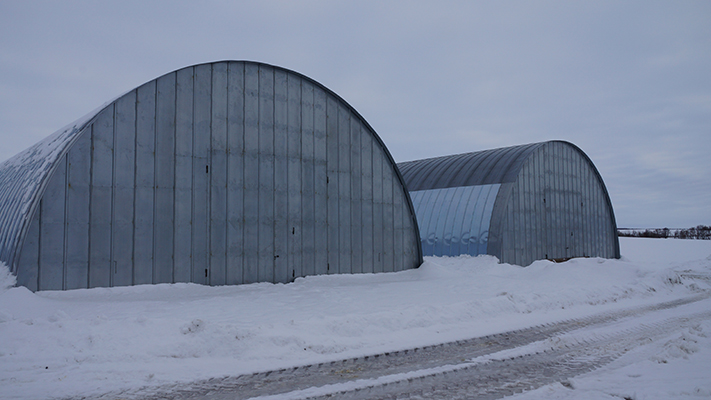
xmin=298 ymin=310 xmax=711 ymax=399
xmin=99 ymin=292 xmax=711 ymax=400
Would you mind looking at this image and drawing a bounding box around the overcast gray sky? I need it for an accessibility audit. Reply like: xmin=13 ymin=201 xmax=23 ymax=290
xmin=1 ymin=0 xmax=709 ymax=229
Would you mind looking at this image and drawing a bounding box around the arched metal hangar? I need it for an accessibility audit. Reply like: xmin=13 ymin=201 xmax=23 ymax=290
xmin=0 ymin=61 xmax=423 ymax=291
xmin=397 ymin=141 xmax=620 ymax=266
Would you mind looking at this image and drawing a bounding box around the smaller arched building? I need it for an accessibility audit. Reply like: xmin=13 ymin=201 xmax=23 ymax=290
xmin=398 ymin=141 xmax=620 ymax=266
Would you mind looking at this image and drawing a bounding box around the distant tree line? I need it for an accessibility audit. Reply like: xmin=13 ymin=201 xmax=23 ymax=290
xmin=618 ymin=225 xmax=711 ymax=240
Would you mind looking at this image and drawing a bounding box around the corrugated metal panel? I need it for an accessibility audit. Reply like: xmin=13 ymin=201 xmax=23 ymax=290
xmin=134 ymin=80 xmax=157 ymax=286
xmin=113 ymin=91 xmax=137 ymax=287
xmin=398 ymin=142 xmax=546 ymax=191
xmin=2 ymin=60 xmax=423 ymax=291
xmin=399 ymin=141 xmax=619 ymax=265
xmin=409 ymin=184 xmax=500 ymax=257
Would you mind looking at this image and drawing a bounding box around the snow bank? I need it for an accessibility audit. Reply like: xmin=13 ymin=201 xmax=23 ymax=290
xmin=0 ymin=261 xmax=15 ymax=293
xmin=0 ymin=238 xmax=710 ymax=399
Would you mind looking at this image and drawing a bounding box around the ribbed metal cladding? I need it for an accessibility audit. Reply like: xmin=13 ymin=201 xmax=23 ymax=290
xmin=398 ymin=141 xmax=620 ymax=266
xmin=0 ymin=61 xmax=423 ymax=291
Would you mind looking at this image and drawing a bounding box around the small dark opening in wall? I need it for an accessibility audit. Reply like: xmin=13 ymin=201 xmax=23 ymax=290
xmin=206 ymin=165 xmax=209 ymax=173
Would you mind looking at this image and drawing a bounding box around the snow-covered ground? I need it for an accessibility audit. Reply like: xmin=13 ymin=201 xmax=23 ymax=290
xmin=1 ymin=237 xmax=710 ymax=399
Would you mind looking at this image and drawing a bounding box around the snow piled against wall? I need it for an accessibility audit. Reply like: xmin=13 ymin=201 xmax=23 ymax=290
xmin=0 ymin=261 xmax=15 ymax=292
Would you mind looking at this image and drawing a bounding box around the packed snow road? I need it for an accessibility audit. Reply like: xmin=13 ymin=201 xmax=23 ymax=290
xmin=108 ymin=293 xmax=711 ymax=400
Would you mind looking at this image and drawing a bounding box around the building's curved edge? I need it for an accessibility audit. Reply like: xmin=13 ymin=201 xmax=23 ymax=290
xmin=545 ymin=140 xmax=620 ymax=258
xmin=485 ymin=143 xmax=548 ymax=261
xmin=0 ymin=107 xmax=107 ymax=271
xmin=1 ymin=60 xmax=423 ymax=276
xmin=399 ymin=140 xmax=619 ymax=263
xmin=224 ymin=60 xmax=424 ymax=267
xmin=489 ymin=140 xmax=620 ymax=263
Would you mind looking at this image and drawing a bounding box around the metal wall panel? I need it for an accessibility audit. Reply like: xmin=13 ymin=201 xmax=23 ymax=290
xmin=192 ymin=64 xmax=211 ymax=284
xmin=392 ymin=177 xmax=404 ymax=271
xmin=337 ymin=105 xmax=351 ymax=275
xmin=243 ymin=62 xmax=260 ymax=283
xmin=372 ymin=141 xmax=384 ymax=273
xmin=360 ymin=125 xmax=374 ymax=274
xmin=350 ymin=120 xmax=362 ymax=274
xmin=226 ymin=62 xmax=245 ymax=285
xmin=65 ymin=130 xmax=91 ymax=289
xmin=174 ymin=67 xmax=194 ymax=283
xmin=155 ymin=73 xmax=176 ymax=284
xmin=382 ymin=153 xmax=394 ymax=272
xmin=16 ymin=211 xmax=40 ymax=291
xmin=134 ymin=81 xmax=156 ymax=285
xmin=313 ymin=86 xmax=328 ymax=276
xmin=300 ymin=81 xmax=316 ymax=278
xmin=210 ymin=63 xmax=228 ymax=286
xmin=287 ymin=73 xmax=302 ymax=281
xmin=273 ymin=68 xmax=289 ymax=283
xmin=326 ymin=96 xmax=339 ymax=274
xmin=7 ymin=61 xmax=423 ymax=291
xmin=112 ymin=92 xmax=136 ymax=287
xmin=258 ymin=65 xmax=275 ymax=282
xmin=89 ymin=107 xmax=114 ymax=288
xmin=39 ymin=155 xmax=66 ymax=290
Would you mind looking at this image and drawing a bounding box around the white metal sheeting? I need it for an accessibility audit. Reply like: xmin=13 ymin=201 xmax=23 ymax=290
xmin=1 ymin=61 xmax=422 ymax=291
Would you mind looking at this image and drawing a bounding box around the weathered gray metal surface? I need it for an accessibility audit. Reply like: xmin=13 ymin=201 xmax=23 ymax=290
xmin=1 ymin=61 xmax=422 ymax=291
xmin=399 ymin=141 xmax=619 ymax=266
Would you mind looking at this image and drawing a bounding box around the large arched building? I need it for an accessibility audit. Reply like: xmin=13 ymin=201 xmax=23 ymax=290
xmin=0 ymin=61 xmax=422 ymax=291
xmin=398 ymin=141 xmax=620 ymax=266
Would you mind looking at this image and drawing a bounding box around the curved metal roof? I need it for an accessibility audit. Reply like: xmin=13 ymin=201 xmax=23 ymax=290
xmin=1 ymin=60 xmax=422 ymax=274
xmin=398 ymin=142 xmax=546 ymax=191
xmin=0 ymin=112 xmax=100 ymax=269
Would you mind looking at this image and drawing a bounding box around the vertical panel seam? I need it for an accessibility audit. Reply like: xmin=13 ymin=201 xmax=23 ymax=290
xmin=207 ymin=63 xmax=214 ymax=285
xmin=62 ymin=154 xmax=69 ymax=290
xmin=172 ymin=72 xmax=178 ymax=284
xmin=224 ymin=62 xmax=230 ymax=285
xmin=152 ymin=81 xmax=158 ymax=284
xmin=109 ymin=105 xmax=116 ymax=287
xmin=87 ymin=125 xmax=94 ymax=289
xmin=272 ymin=67 xmax=277 ymax=282
xmin=132 ymin=92 xmax=138 ymax=286
xmin=191 ymin=68 xmax=196 ymax=282
xmin=241 ymin=63 xmax=246 ymax=284
xmin=36 ymin=199 xmax=42 ymax=290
